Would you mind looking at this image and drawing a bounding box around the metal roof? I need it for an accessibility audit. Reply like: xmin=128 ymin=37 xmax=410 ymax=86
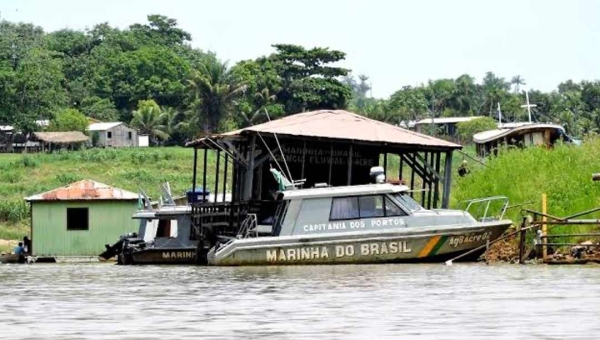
xmin=281 ymin=183 xmax=409 ymax=200
xmin=25 ymin=180 xmax=139 ymax=202
xmin=415 ymin=116 xmax=483 ymax=125
xmin=188 ymin=110 xmax=461 ymax=150
xmin=88 ymin=122 xmax=123 ymax=131
xmin=473 ymin=123 xmax=566 ymax=144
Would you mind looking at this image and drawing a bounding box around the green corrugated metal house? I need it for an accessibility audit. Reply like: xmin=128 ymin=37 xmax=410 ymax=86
xmin=25 ymin=180 xmax=140 ymax=257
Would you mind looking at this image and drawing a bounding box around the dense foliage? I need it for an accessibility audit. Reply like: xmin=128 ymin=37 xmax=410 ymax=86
xmin=2 ymin=14 xmax=600 ymax=145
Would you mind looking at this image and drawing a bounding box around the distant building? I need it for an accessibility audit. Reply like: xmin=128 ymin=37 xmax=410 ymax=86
xmin=415 ymin=117 xmax=484 ymax=137
xmin=25 ymin=180 xmax=141 ymax=258
xmin=88 ymin=122 xmax=138 ymax=147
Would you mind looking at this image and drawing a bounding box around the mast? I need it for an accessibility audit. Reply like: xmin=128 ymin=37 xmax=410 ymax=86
xmin=497 ymin=102 xmax=502 ymax=127
xmin=520 ymin=90 xmax=537 ymax=123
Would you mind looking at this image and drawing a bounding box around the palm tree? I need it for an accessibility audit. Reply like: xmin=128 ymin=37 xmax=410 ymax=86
xmin=187 ymin=58 xmax=247 ymax=133
xmin=160 ymin=106 xmax=188 ymax=136
xmin=511 ymin=75 xmax=526 ymax=94
xmin=130 ymin=101 xmax=170 ymax=145
xmin=241 ymin=88 xmax=276 ymax=126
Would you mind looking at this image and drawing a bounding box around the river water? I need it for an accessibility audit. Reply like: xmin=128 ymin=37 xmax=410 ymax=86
xmin=1 ymin=263 xmax=599 ymax=339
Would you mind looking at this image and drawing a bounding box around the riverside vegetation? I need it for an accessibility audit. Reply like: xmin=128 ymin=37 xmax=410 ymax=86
xmin=3 ymin=140 xmax=600 ymax=242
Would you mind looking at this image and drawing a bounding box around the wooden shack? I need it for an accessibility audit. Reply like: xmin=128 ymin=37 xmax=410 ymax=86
xmin=32 ymin=131 xmax=89 ymax=152
xmin=24 ymin=180 xmax=140 ymax=257
xmin=88 ymin=122 xmax=138 ymax=147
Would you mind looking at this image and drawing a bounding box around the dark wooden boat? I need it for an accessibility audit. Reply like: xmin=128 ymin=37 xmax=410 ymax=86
xmin=0 ymin=254 xmax=26 ymax=264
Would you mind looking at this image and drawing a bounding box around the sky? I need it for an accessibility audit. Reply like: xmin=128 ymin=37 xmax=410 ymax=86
xmin=1 ymin=0 xmax=599 ymax=98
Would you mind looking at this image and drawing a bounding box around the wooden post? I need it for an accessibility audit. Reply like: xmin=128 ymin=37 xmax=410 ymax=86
xmin=383 ymin=147 xmax=387 ymax=178
xmin=328 ymin=143 xmax=333 ymax=185
xmin=192 ymin=148 xmax=198 ymax=191
xmin=399 ymin=153 xmax=403 ymax=182
xmin=244 ymin=134 xmax=256 ymax=200
xmin=542 ymin=193 xmax=548 ymax=261
xmin=347 ymin=144 xmax=353 ymax=185
xmin=301 ymin=140 xmax=306 ymax=180
xmin=214 ymin=150 xmax=220 ymax=202
xmin=222 ymin=153 xmax=228 ymax=203
xmin=202 ymin=148 xmax=207 ymax=202
xmin=441 ymin=151 xmax=453 ymax=208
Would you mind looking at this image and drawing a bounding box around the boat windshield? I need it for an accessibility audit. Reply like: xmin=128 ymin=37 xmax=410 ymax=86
xmin=392 ymin=193 xmax=423 ymax=212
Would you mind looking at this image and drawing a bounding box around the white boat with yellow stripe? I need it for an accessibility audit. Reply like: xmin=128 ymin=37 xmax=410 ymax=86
xmin=207 ymin=168 xmax=512 ymax=266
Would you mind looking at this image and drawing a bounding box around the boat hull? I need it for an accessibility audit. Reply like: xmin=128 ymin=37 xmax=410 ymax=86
xmin=129 ymin=247 xmax=197 ymax=265
xmin=208 ymin=221 xmax=512 ymax=266
xmin=0 ymin=254 xmax=26 ymax=264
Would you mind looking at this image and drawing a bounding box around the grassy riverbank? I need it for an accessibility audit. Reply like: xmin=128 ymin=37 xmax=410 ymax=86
xmin=452 ymin=138 xmax=600 ymax=238
xmin=3 ymin=140 xmax=599 ymax=242
xmin=0 ymin=147 xmax=202 ymax=240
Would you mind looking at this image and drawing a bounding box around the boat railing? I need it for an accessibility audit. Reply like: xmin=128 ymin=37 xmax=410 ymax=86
xmin=237 ymin=214 xmax=258 ymax=239
xmin=460 ymin=196 xmax=509 ymax=222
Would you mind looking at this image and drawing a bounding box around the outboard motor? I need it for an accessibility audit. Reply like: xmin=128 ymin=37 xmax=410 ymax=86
xmin=370 ymin=166 xmax=385 ymax=184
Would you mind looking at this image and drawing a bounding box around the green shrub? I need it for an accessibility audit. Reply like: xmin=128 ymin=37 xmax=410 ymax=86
xmin=0 ymin=200 xmax=28 ymax=223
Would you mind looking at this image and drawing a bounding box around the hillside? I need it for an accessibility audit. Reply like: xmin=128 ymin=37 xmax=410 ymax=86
xmin=0 ymin=148 xmax=203 ymax=240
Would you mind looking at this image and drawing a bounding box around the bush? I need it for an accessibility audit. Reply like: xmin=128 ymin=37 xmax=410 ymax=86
xmin=457 ymin=117 xmax=498 ymax=144
xmin=0 ymin=200 xmax=28 ymax=223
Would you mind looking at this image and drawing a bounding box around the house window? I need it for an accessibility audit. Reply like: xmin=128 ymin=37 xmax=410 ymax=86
xmin=128 ymin=131 xmax=132 ymax=140
xmin=107 ymin=131 xmax=112 ymax=139
xmin=67 ymin=208 xmax=89 ymax=230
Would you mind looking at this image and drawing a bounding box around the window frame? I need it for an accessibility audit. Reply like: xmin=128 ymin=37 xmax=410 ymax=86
xmin=329 ymin=194 xmax=410 ymax=221
xmin=66 ymin=207 xmax=89 ymax=231
xmin=107 ymin=131 xmax=112 ymax=139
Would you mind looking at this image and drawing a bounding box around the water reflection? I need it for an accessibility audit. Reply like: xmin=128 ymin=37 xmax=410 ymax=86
xmin=1 ymin=263 xmax=600 ymax=339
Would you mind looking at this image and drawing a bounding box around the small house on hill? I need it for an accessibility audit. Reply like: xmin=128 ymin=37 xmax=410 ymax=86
xmin=88 ymin=122 xmax=138 ymax=147
xmin=25 ymin=180 xmax=140 ymax=258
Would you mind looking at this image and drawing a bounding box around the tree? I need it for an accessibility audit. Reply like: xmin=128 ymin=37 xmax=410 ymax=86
xmin=79 ymin=96 xmax=119 ymax=121
xmin=240 ymin=87 xmax=278 ymax=126
xmin=49 ymin=108 xmax=89 ymax=132
xmin=268 ymin=44 xmax=352 ymax=113
xmin=187 ymin=57 xmax=247 ymax=132
xmin=130 ymin=99 xmax=169 ymax=144
xmin=457 ymin=117 xmax=498 ymax=144
xmin=510 ymin=75 xmax=526 ymax=93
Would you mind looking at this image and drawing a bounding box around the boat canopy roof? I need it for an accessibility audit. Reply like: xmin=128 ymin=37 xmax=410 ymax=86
xmin=473 ymin=123 xmax=566 ymax=144
xmin=132 ymin=205 xmax=191 ymax=219
xmin=281 ymin=183 xmax=410 ymax=200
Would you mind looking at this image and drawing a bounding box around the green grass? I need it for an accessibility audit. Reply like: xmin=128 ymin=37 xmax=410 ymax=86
xmin=453 ymin=138 xmax=600 ymax=241
xmin=0 ymin=147 xmax=231 ymax=240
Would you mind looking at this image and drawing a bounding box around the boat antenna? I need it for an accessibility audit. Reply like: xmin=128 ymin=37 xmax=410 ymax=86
xmin=520 ymin=90 xmax=537 ymax=123
xmin=263 ymin=110 xmax=294 ymax=185
xmin=497 ymin=102 xmax=502 ymax=127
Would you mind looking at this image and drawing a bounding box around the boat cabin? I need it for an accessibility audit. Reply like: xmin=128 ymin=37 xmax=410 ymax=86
xmin=252 ymin=183 xmax=476 ymax=238
xmin=132 ymin=205 xmax=197 ymax=249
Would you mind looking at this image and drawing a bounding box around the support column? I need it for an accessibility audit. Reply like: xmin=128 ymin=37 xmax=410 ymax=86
xmin=243 ymin=134 xmax=256 ymax=200
xmin=347 ymin=144 xmax=353 ymax=185
xmin=442 ymin=151 xmax=453 ymax=208
xmin=214 ymin=150 xmax=220 ymax=201
xmin=202 ymin=148 xmax=208 ymax=202
xmin=192 ymin=148 xmax=198 ymax=191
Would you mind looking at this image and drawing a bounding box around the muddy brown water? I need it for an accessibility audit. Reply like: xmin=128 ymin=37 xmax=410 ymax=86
xmin=1 ymin=263 xmax=600 ymax=339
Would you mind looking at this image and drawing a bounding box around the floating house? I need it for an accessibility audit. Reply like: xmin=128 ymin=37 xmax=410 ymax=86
xmin=24 ymin=180 xmax=140 ymax=258
xmin=185 ymin=110 xmax=463 ymax=263
xmin=473 ymin=123 xmax=572 ymax=157
xmin=88 ymin=122 xmax=138 ymax=147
